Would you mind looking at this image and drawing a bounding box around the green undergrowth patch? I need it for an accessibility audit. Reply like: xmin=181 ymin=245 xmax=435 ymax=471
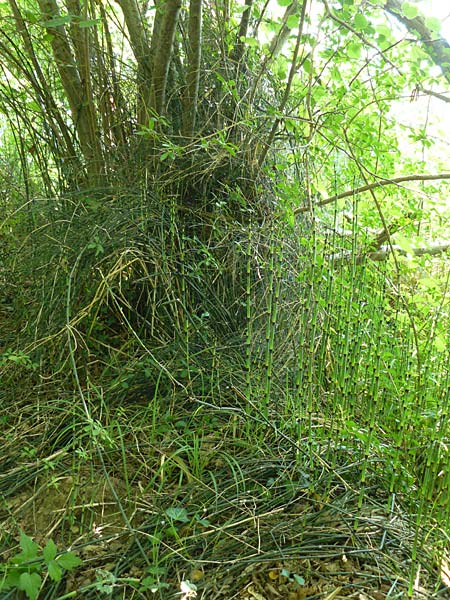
xmin=1 ymin=191 xmax=450 ymax=598
xmin=1 ymin=390 xmax=449 ymax=599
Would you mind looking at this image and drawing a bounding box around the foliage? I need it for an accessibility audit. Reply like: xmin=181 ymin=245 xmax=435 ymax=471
xmin=0 ymin=0 xmax=450 ymax=597
xmin=0 ymin=533 xmax=81 ymax=600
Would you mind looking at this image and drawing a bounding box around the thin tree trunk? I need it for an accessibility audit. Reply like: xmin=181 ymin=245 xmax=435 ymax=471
xmin=150 ymin=0 xmax=182 ymax=115
xmin=116 ymin=0 xmax=153 ymax=124
xmin=37 ymin=0 xmax=104 ymax=183
xmin=182 ymin=0 xmax=202 ymax=137
xmin=7 ymin=0 xmax=81 ymax=173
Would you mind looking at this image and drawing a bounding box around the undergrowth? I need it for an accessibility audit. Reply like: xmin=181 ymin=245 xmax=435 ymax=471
xmin=1 ymin=188 xmax=450 ymax=599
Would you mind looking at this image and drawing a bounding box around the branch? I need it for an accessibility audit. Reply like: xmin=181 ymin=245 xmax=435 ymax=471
xmin=419 ymin=87 xmax=450 ymax=103
xmin=258 ymin=0 xmax=307 ymax=167
xmin=232 ymin=0 xmax=253 ymax=63
xmin=384 ymin=0 xmax=450 ymax=84
xmin=116 ymin=0 xmax=153 ymax=124
xmin=294 ymin=173 xmax=450 ymax=214
xmin=330 ymin=241 xmax=450 ymax=265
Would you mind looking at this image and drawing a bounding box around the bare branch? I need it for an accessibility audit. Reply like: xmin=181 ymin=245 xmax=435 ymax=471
xmin=294 ymin=173 xmax=450 ymax=214
xmin=331 ymin=241 xmax=450 ymax=265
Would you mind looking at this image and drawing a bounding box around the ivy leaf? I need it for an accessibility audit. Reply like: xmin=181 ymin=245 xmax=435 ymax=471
xmin=43 ymin=539 xmax=57 ymax=563
xmin=18 ymin=572 xmax=41 ymax=600
xmin=165 ymin=506 xmax=190 ymax=523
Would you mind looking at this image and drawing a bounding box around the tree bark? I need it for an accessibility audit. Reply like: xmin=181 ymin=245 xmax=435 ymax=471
xmin=37 ymin=0 xmax=104 ymax=183
xmin=150 ymin=0 xmax=182 ymax=115
xmin=182 ymin=0 xmax=202 ymax=137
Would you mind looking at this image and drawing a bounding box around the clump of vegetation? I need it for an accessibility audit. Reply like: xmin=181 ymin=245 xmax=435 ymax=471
xmin=1 ymin=0 xmax=450 ymax=598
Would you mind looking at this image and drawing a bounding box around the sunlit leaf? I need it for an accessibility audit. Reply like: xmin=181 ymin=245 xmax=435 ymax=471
xmin=43 ymin=539 xmax=57 ymax=563
xmin=347 ymin=42 xmax=362 ymax=59
xmin=401 ymin=3 xmax=419 ymax=19
xmin=353 ymin=14 xmax=368 ymax=31
xmin=19 ymin=533 xmax=39 ymax=560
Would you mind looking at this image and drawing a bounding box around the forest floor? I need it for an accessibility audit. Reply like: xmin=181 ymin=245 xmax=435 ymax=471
xmin=1 ymin=389 xmax=450 ymax=600
xmin=1 ymin=298 xmax=450 ymax=599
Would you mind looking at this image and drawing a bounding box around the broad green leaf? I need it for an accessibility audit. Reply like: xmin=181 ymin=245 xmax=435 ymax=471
xmin=276 ymin=0 xmax=292 ymax=6
xmin=18 ymin=572 xmax=41 ymax=600
xmin=78 ymin=18 xmax=102 ymax=28
xmin=401 ymin=3 xmax=418 ymax=19
xmin=165 ymin=506 xmax=189 ymax=523
xmin=19 ymin=533 xmax=39 ymax=560
xmin=56 ymin=552 xmax=82 ymax=570
xmin=286 ymin=14 xmax=299 ymax=29
xmin=375 ymin=23 xmax=391 ymax=38
xmin=47 ymin=560 xmax=63 ymax=582
xmin=424 ymin=17 xmax=441 ymax=33
xmin=43 ymin=539 xmax=57 ymax=563
xmin=435 ymin=335 xmax=446 ymax=352
xmin=240 ymin=36 xmax=259 ymax=48
xmin=353 ymin=14 xmax=368 ymax=31
xmin=302 ymin=58 xmax=312 ymax=74
xmin=347 ymin=42 xmax=361 ymax=59
xmin=41 ymin=14 xmax=74 ymax=27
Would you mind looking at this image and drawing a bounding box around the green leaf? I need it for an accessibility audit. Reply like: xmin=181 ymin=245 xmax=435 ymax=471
xmin=41 ymin=14 xmax=74 ymax=27
xmin=165 ymin=506 xmax=189 ymax=523
xmin=43 ymin=539 xmax=57 ymax=563
xmin=47 ymin=560 xmax=63 ymax=582
xmin=375 ymin=23 xmax=391 ymax=38
xmin=286 ymin=14 xmax=299 ymax=29
xmin=401 ymin=3 xmax=418 ymax=19
xmin=240 ymin=36 xmax=259 ymax=48
xmin=19 ymin=533 xmax=39 ymax=560
xmin=18 ymin=572 xmax=41 ymax=600
xmin=424 ymin=17 xmax=441 ymax=34
xmin=276 ymin=0 xmax=292 ymax=6
xmin=347 ymin=42 xmax=361 ymax=59
xmin=78 ymin=18 xmax=101 ymax=28
xmin=353 ymin=14 xmax=368 ymax=31
xmin=293 ymin=574 xmax=305 ymax=586
xmin=56 ymin=552 xmax=82 ymax=570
